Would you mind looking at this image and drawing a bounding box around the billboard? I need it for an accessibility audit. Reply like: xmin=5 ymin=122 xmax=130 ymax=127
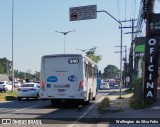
xmin=144 ymin=36 xmax=159 ymax=101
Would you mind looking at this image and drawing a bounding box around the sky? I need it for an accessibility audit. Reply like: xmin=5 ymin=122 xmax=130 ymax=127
xmin=0 ymin=0 xmax=141 ymax=73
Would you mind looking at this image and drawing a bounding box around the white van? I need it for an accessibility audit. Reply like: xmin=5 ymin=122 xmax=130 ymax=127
xmin=40 ymin=54 xmax=98 ymax=105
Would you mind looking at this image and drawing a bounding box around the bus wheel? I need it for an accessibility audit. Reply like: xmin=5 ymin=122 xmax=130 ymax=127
xmin=92 ymin=96 xmax=96 ymax=100
xmin=17 ymin=97 xmax=21 ymax=101
xmin=51 ymin=99 xmax=54 ymax=105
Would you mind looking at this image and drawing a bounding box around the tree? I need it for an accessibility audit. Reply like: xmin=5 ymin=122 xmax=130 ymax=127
xmin=0 ymin=63 xmax=4 ymax=74
xmin=0 ymin=57 xmax=12 ymax=76
xmin=103 ymin=65 xmax=120 ymax=79
xmin=18 ymin=71 xmax=26 ymax=79
xmin=85 ymin=47 xmax=102 ymax=63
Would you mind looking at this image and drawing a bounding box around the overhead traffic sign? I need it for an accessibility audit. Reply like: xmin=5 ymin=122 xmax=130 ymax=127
xmin=69 ymin=5 xmax=97 ymax=21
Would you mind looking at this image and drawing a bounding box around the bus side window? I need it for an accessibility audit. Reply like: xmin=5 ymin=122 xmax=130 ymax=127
xmin=85 ymin=63 xmax=88 ymax=81
xmin=88 ymin=63 xmax=92 ymax=78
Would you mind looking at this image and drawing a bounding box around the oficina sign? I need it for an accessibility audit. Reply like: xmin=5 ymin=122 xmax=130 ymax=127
xmin=144 ymin=37 xmax=159 ymax=101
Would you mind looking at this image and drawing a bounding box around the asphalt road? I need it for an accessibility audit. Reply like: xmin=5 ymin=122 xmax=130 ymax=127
xmin=0 ymin=91 xmax=108 ymax=127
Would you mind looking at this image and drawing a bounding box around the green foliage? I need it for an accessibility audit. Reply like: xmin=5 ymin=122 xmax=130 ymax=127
xmin=0 ymin=58 xmax=10 ymax=74
xmin=85 ymin=47 xmax=102 ymax=63
xmin=0 ymin=91 xmax=17 ymax=102
xmin=133 ymin=78 xmax=143 ymax=86
xmin=0 ymin=57 xmax=40 ymax=80
xmin=103 ymin=65 xmax=120 ymax=79
xmin=0 ymin=63 xmax=5 ymax=74
xmin=129 ymin=98 xmax=144 ymax=110
xmin=129 ymin=96 xmax=153 ymax=110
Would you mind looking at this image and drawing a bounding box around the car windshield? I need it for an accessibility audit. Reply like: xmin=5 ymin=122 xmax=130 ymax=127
xmin=21 ymin=84 xmax=34 ymax=87
xmin=109 ymin=82 xmax=114 ymax=85
xmin=101 ymin=83 xmax=107 ymax=85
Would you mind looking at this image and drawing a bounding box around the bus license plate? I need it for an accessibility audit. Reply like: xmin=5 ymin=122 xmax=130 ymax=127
xmin=58 ymin=89 xmax=65 ymax=92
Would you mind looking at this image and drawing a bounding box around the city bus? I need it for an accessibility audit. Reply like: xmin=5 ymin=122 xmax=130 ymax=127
xmin=40 ymin=54 xmax=98 ymax=105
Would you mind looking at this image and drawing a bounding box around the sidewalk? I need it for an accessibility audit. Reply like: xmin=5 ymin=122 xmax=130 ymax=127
xmin=99 ymin=88 xmax=160 ymax=118
xmin=72 ymin=88 xmax=160 ymax=127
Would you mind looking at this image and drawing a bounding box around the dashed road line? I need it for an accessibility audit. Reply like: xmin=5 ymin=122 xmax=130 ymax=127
xmin=66 ymin=96 xmax=104 ymax=127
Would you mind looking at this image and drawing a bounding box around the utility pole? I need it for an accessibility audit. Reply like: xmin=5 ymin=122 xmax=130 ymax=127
xmin=115 ymin=45 xmax=127 ymax=87
xmin=119 ymin=19 xmax=137 ymax=88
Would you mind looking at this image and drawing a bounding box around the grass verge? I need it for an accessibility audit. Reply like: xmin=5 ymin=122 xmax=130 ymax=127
xmin=0 ymin=91 xmax=17 ymax=102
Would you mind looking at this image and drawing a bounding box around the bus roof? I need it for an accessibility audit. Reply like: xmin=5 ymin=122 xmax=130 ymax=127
xmin=41 ymin=54 xmax=97 ymax=68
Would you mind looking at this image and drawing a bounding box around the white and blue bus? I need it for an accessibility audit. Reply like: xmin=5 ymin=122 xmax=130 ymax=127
xmin=40 ymin=54 xmax=98 ymax=105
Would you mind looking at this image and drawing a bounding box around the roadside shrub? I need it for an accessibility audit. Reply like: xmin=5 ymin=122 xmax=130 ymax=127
xmin=133 ymin=78 xmax=143 ymax=86
xmin=129 ymin=98 xmax=144 ymax=110
xmin=132 ymin=77 xmax=144 ymax=105
xmin=129 ymin=97 xmax=153 ymax=110
xmin=97 ymin=97 xmax=110 ymax=114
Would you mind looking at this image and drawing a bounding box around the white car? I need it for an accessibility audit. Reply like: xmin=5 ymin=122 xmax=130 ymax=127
xmin=16 ymin=82 xmax=40 ymax=101
xmin=14 ymin=81 xmax=21 ymax=87
xmin=0 ymin=81 xmax=12 ymax=92
xmin=100 ymin=82 xmax=109 ymax=90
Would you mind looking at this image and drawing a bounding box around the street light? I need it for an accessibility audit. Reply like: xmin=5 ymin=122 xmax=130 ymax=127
xmin=76 ymin=49 xmax=88 ymax=55
xmin=97 ymin=10 xmax=123 ymax=98
xmin=55 ymin=30 xmax=75 ymax=54
xmin=76 ymin=49 xmax=88 ymax=52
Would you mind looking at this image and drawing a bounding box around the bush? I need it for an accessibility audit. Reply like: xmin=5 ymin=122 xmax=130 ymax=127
xmin=97 ymin=97 xmax=110 ymax=114
xmin=132 ymin=77 xmax=144 ymax=105
xmin=129 ymin=98 xmax=144 ymax=110
xmin=129 ymin=97 xmax=154 ymax=110
xmin=133 ymin=78 xmax=143 ymax=86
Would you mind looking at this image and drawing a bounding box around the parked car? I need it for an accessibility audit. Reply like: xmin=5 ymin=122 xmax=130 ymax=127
xmin=14 ymin=81 xmax=21 ymax=87
xmin=16 ymin=82 xmax=40 ymax=101
xmin=99 ymin=82 xmax=109 ymax=90
xmin=107 ymin=79 xmax=116 ymax=85
xmin=0 ymin=81 xmax=12 ymax=92
xmin=107 ymin=79 xmax=116 ymax=89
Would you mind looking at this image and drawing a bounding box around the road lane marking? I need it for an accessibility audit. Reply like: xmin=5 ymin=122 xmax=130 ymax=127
xmin=1 ymin=105 xmax=39 ymax=116
xmin=14 ymin=105 xmax=39 ymax=112
xmin=66 ymin=96 xmax=104 ymax=127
